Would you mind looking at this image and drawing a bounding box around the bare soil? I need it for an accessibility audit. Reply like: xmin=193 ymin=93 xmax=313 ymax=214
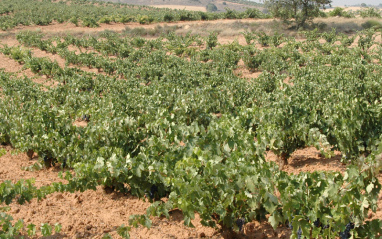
xmin=0 ymin=52 xmax=35 ymax=78
xmin=149 ymin=5 xmax=207 ymax=12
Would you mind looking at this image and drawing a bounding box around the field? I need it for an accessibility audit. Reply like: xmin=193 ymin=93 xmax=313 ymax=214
xmin=1 ymin=0 xmax=382 ymax=239
xmin=109 ymin=0 xmax=263 ymax=13
xmin=148 ymin=6 xmax=208 ymax=12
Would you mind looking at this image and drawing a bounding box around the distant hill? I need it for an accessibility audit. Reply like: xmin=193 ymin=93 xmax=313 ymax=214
xmin=104 ymin=0 xmax=264 ymax=12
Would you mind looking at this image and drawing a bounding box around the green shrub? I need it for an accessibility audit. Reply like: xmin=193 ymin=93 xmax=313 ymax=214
xmin=199 ymin=12 xmax=210 ymax=20
xmin=339 ymin=33 xmax=356 ymax=46
xmin=206 ymin=3 xmax=218 ymax=12
xmin=9 ymin=47 xmax=31 ymax=64
xmin=33 ymin=17 xmax=52 ymax=26
xmin=256 ymin=31 xmax=271 ymax=47
xmin=329 ymin=7 xmax=354 ymax=18
xmin=116 ymin=15 xmax=134 ymax=23
xmin=242 ymin=31 xmax=254 ymax=45
xmin=69 ymin=16 xmax=79 ymax=26
xmin=56 ymin=16 xmax=65 ymax=23
xmin=206 ymin=32 xmax=218 ymax=49
xmin=319 ymin=10 xmax=328 ymax=18
xmin=137 ymin=15 xmax=154 ymax=24
xmin=178 ymin=11 xmax=195 ymax=21
xmin=270 ymin=32 xmax=285 ymax=47
xmin=244 ymin=8 xmax=263 ymax=18
xmin=359 ymin=7 xmax=382 ymax=18
xmin=131 ymin=37 xmax=146 ymax=48
xmin=82 ymin=17 xmax=99 ymax=28
xmin=99 ymin=16 xmax=113 ymax=24
xmin=224 ymin=8 xmax=239 ymax=19
xmin=163 ymin=13 xmax=174 ymax=22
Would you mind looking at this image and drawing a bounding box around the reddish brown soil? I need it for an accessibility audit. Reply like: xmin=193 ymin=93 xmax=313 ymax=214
xmin=0 ymin=52 xmax=35 ymax=78
xmin=233 ymin=59 xmax=262 ymax=80
xmin=149 ymin=5 xmax=207 ymax=12
xmin=266 ymin=148 xmax=346 ymax=174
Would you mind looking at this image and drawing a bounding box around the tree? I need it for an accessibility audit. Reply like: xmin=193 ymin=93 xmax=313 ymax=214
xmin=264 ymin=0 xmax=331 ymax=28
xmin=206 ymin=3 xmax=218 ymax=12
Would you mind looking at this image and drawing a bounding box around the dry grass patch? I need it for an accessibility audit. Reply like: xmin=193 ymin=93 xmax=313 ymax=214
xmin=314 ymin=17 xmax=381 ymax=33
xmin=149 ymin=5 xmax=207 ymax=12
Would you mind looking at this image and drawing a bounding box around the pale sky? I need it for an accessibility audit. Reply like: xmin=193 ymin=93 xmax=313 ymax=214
xmin=331 ymin=0 xmax=381 ymax=6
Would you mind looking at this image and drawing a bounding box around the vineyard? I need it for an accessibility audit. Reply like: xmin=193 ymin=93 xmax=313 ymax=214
xmin=0 ymin=0 xmax=268 ymax=31
xmin=0 ymin=0 xmax=381 ymax=32
xmin=1 ymin=1 xmax=382 ymax=238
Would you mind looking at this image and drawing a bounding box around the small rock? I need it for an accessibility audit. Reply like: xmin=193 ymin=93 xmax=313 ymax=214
xmin=76 ymin=196 xmax=83 ymax=204
xmin=245 ymin=222 xmax=256 ymax=233
xmin=85 ymin=225 xmax=92 ymax=230
xmin=55 ymin=194 xmax=64 ymax=200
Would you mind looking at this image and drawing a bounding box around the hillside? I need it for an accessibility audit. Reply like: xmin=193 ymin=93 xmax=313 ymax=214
xmin=106 ymin=0 xmax=264 ymax=12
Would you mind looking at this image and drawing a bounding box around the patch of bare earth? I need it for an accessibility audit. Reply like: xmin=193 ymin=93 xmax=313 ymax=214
xmin=0 ymin=52 xmax=59 ymax=87
xmin=72 ymin=120 xmax=88 ymax=127
xmin=234 ymin=59 xmax=262 ymax=81
xmin=0 ymin=37 xmax=19 ymax=47
xmin=149 ymin=5 xmax=207 ymax=12
xmin=266 ymin=147 xmax=347 ymax=174
xmin=0 ymin=39 xmax=60 ymax=86
xmin=0 ymin=146 xmax=67 ymax=187
xmin=0 ymin=52 xmax=35 ymax=78
xmin=30 ymin=47 xmax=66 ymax=68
